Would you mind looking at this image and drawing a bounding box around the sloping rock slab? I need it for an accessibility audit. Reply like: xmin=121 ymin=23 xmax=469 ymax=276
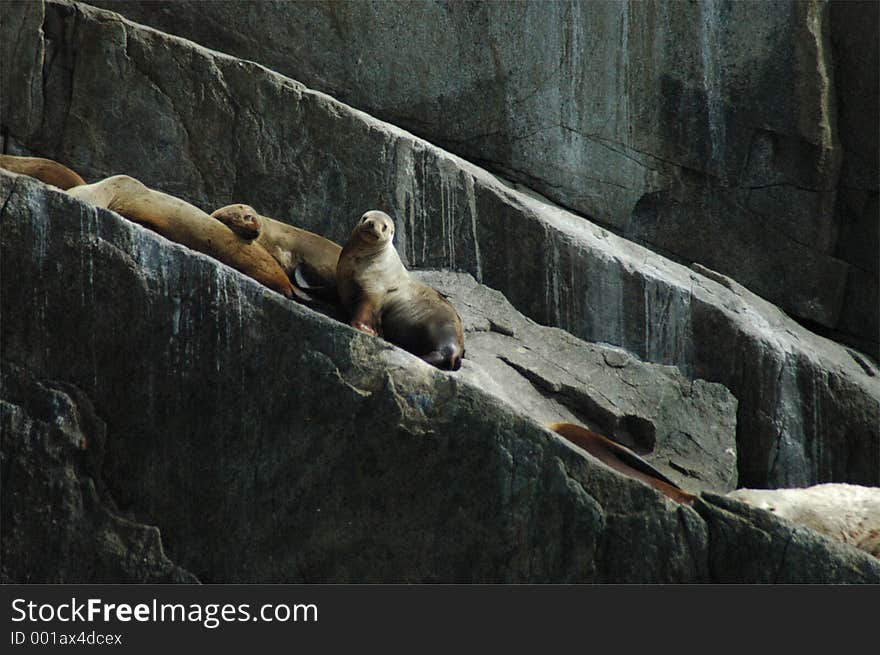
xmin=1 ymin=0 xmax=877 ymax=490
xmin=83 ymin=0 xmax=865 ymax=343
xmin=1 ymin=361 xmax=196 ymax=583
xmin=2 ymin=172 xmax=878 ymax=583
xmin=416 ymin=270 xmax=737 ymax=495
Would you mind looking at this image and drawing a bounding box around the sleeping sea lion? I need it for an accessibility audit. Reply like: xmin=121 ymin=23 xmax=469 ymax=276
xmin=728 ymin=484 xmax=880 ymax=559
xmin=549 ymin=422 xmax=697 ymax=506
xmin=0 ymin=154 xmax=86 ymax=190
xmin=211 ymin=203 xmax=342 ymax=301
xmin=0 ymin=155 xmax=295 ymax=299
xmin=337 ymin=210 xmax=465 ymax=370
xmin=210 ymin=203 xmax=261 ymax=241
xmin=66 ymin=177 xmax=295 ymax=298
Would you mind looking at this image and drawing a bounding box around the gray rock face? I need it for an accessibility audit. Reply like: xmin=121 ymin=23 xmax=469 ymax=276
xmin=84 ymin=0 xmax=879 ymax=358
xmin=419 ymin=270 xmax=738 ymax=495
xmin=1 ymin=362 xmax=196 ymax=583
xmin=1 ymin=0 xmax=876 ymax=490
xmin=829 ymin=1 xmax=880 ymax=358
xmin=3 ymin=172 xmax=878 ymax=583
xmin=698 ymin=493 xmax=879 ymax=583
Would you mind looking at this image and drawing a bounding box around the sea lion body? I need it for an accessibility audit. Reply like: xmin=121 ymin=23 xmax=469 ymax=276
xmin=3 ymin=155 xmax=295 ymax=298
xmin=66 ymin=177 xmax=295 ymax=298
xmin=337 ymin=210 xmax=465 ymax=370
xmin=212 ymin=204 xmax=342 ymax=289
xmin=549 ymin=422 xmax=697 ymax=506
xmin=0 ymin=154 xmax=86 ymax=190
xmin=729 ymin=484 xmax=880 ymax=559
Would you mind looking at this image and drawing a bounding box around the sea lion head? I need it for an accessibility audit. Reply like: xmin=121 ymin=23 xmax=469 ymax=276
xmin=352 ymin=210 xmax=395 ymax=249
xmin=211 ymin=204 xmax=262 ymax=241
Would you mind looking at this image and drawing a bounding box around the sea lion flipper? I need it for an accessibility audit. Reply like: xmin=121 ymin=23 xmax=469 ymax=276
xmin=294 ymin=263 xmax=320 ymax=290
xmin=350 ymin=295 xmax=380 ymax=337
xmin=294 ymin=263 xmax=333 ymax=293
xmin=549 ymin=422 xmax=680 ymax=488
xmin=290 ymin=284 xmax=317 ymax=304
xmin=352 ymin=320 xmax=379 ymax=337
xmin=599 ymin=439 xmax=682 ymax=489
xmin=289 ymin=264 xmax=339 ymax=306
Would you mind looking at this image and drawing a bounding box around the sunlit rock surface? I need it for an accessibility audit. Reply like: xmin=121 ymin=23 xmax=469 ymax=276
xmin=418 ymin=270 xmax=737 ymax=495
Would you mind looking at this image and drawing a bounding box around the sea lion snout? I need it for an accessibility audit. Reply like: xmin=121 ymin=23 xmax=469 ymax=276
xmin=362 ymin=222 xmax=382 ymax=241
xmin=421 ymin=342 xmax=464 ymax=370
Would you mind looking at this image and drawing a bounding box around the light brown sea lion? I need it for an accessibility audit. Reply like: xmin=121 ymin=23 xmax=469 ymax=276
xmin=1 ymin=155 xmax=295 ymax=298
xmin=211 ymin=203 xmax=261 ymax=241
xmin=0 ymin=154 xmax=86 ymax=190
xmin=211 ymin=204 xmax=342 ymax=300
xmin=729 ymin=484 xmax=880 ymax=559
xmin=549 ymin=422 xmax=697 ymax=506
xmin=66 ymin=177 xmax=295 ymax=298
xmin=337 ymin=210 xmax=465 ymax=370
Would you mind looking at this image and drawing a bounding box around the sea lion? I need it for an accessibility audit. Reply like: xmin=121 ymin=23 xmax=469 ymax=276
xmin=0 ymin=154 xmax=86 ymax=190
xmin=66 ymin=176 xmax=296 ymax=298
xmin=728 ymin=484 xmax=880 ymax=559
xmin=548 ymin=422 xmax=697 ymax=506
xmin=337 ymin=210 xmax=465 ymax=370
xmin=1 ymin=155 xmax=295 ymax=298
xmin=211 ymin=204 xmax=342 ymax=300
xmin=211 ymin=203 xmax=261 ymax=241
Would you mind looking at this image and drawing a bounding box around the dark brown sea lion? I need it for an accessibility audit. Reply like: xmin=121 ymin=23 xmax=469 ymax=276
xmin=337 ymin=210 xmax=465 ymax=370
xmin=549 ymin=422 xmax=697 ymax=506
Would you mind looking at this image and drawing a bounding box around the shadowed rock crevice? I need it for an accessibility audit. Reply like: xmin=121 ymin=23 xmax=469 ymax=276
xmin=0 ymin=361 xmax=197 ymax=584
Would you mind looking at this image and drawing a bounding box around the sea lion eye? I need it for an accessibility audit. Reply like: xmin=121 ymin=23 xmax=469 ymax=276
xmin=382 ymin=225 xmax=387 ymax=232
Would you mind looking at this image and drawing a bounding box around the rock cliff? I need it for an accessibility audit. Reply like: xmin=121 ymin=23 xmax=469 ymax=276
xmin=3 ymin=173 xmax=878 ymax=582
xmin=1 ymin=0 xmax=878 ymax=582
xmin=86 ymin=0 xmax=879 ymax=359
